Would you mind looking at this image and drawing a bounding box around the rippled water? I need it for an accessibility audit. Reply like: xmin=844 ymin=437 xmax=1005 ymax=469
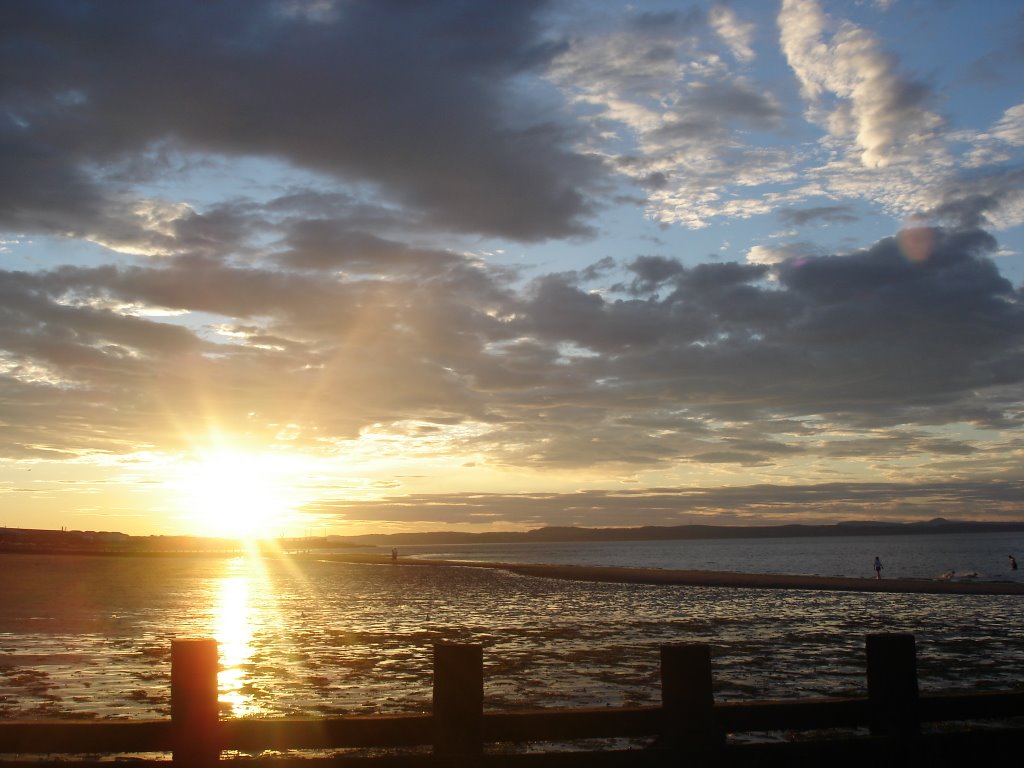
xmin=1 ymin=549 xmax=1022 ymax=722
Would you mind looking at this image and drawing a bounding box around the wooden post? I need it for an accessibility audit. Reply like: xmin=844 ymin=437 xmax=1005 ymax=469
xmin=432 ymin=643 xmax=483 ymax=765
xmin=171 ymin=638 xmax=220 ymax=766
xmin=866 ymin=633 xmax=920 ymax=738
xmin=660 ymin=643 xmax=722 ymax=752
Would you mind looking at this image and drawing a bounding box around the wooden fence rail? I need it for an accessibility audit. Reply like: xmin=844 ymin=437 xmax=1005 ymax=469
xmin=1 ymin=633 xmax=1022 ymax=766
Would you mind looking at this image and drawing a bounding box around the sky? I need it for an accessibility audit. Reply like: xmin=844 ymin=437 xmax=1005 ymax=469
xmin=2 ymin=0 xmax=1024 ymax=538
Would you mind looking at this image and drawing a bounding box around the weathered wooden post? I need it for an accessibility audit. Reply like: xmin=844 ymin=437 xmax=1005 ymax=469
xmin=432 ymin=643 xmax=483 ymax=766
xmin=866 ymin=633 xmax=920 ymax=738
xmin=171 ymin=638 xmax=220 ymax=766
xmin=660 ymin=643 xmax=722 ymax=753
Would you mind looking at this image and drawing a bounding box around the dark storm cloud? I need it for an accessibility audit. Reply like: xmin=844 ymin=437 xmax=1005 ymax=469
xmin=0 ymin=119 xmax=90 ymax=225
xmin=929 ymin=195 xmax=1002 ymax=231
xmin=463 ymin=225 xmax=1024 ymax=467
xmin=0 ymin=0 xmax=601 ymax=241
xmin=524 ymin=274 xmax=682 ymax=351
xmin=625 ymin=255 xmax=684 ymax=293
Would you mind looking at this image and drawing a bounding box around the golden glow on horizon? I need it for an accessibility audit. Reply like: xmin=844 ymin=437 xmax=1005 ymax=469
xmin=178 ymin=449 xmax=300 ymax=539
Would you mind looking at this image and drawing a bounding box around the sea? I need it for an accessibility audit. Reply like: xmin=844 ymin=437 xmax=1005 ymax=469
xmin=1 ymin=531 xmax=1022 ymax=723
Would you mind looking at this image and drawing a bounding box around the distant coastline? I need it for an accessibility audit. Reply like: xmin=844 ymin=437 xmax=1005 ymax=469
xmin=3 ymin=518 xmax=1024 ymax=556
xmin=344 ymin=518 xmax=1024 ymax=546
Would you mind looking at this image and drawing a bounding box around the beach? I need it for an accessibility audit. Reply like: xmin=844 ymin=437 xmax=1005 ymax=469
xmin=314 ymin=552 xmax=1024 ymax=595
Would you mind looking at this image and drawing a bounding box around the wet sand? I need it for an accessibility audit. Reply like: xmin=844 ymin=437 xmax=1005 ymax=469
xmin=310 ymin=552 xmax=1024 ymax=595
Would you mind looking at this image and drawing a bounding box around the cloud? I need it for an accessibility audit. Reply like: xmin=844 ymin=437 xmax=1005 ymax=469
xmin=991 ymin=104 xmax=1024 ymax=147
xmin=746 ymin=241 xmax=821 ymax=266
xmin=541 ymin=0 xmax=1024 ymax=238
xmin=778 ymin=205 xmax=859 ymax=227
xmin=0 ymin=0 xmax=602 ymax=241
xmin=778 ymin=0 xmax=944 ymax=170
xmin=548 ymin=5 xmax=793 ymax=228
xmin=625 ymin=255 xmax=685 ymax=293
xmin=709 ymin=4 xmax=756 ymax=63
xmin=275 ymin=220 xmax=465 ymax=274
xmin=494 ymin=226 xmax=1023 ymax=466
xmin=771 ymin=2 xmax=1024 ymax=234
xmin=309 ymin=479 xmax=1024 ymax=528
xmin=3 ymin=211 xmax=1022 ymax=477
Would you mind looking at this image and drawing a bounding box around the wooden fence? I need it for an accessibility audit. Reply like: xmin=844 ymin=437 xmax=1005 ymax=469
xmin=1 ymin=633 xmax=1022 ymax=766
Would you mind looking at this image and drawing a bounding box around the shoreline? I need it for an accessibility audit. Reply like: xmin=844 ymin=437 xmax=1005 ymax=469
xmin=6 ymin=548 xmax=1020 ymax=594
xmin=310 ymin=552 xmax=1024 ymax=595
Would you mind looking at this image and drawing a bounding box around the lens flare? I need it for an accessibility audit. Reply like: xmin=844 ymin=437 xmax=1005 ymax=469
xmin=898 ymin=217 xmax=935 ymax=264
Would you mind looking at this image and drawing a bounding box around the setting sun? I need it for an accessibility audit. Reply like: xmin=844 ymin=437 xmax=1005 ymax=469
xmin=177 ymin=450 xmax=300 ymax=540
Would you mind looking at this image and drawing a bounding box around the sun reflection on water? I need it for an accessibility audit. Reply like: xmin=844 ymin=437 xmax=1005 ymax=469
xmin=214 ymin=558 xmax=262 ymax=717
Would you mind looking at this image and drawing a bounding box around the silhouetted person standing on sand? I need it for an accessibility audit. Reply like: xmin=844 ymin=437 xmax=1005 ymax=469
xmin=1010 ymin=555 xmax=1018 ymax=571
xmin=874 ymin=556 xmax=883 ymax=579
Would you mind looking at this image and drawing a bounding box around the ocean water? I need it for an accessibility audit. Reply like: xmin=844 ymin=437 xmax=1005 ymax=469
xmin=1 ymin=533 xmax=1022 ymax=723
xmin=399 ymin=531 xmax=1024 ymax=582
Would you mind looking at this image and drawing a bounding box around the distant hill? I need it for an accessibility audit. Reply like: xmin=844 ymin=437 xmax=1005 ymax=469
xmin=3 ymin=518 xmax=1023 ymax=554
xmin=339 ymin=518 xmax=1024 ymax=546
xmin=0 ymin=527 xmax=242 ymax=555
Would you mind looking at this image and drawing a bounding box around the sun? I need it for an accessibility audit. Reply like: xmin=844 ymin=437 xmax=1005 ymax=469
xmin=177 ymin=450 xmax=298 ymax=540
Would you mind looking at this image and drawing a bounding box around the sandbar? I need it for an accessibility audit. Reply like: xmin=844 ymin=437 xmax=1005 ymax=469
xmin=309 ymin=552 xmax=1024 ymax=595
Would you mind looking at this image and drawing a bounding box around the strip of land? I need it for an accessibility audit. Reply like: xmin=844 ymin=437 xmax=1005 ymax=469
xmin=310 ymin=552 xmax=1024 ymax=595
